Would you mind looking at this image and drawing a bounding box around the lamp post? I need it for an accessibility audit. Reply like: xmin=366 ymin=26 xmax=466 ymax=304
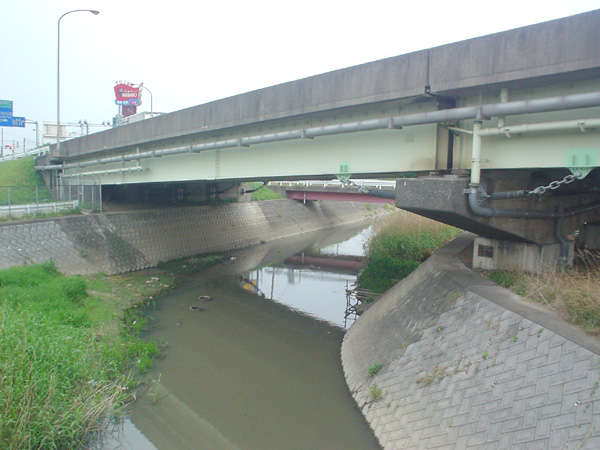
xmin=57 ymin=9 xmax=99 ymax=153
xmin=138 ymin=84 xmax=153 ymax=113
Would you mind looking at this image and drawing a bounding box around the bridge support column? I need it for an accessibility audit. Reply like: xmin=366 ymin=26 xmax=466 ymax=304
xmin=472 ymin=237 xmax=573 ymax=273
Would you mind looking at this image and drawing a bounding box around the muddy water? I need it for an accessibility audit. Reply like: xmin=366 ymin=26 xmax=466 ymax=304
xmin=102 ymin=224 xmax=381 ymax=450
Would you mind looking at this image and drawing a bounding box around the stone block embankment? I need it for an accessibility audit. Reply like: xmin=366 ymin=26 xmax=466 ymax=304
xmin=342 ymin=233 xmax=600 ymax=450
xmin=0 ymin=199 xmax=383 ymax=275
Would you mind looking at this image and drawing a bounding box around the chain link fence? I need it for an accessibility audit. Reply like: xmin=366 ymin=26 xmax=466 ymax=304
xmin=0 ymin=184 xmax=101 ymax=219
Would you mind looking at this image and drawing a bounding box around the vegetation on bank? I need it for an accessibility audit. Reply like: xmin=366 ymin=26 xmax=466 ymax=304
xmin=0 ymin=156 xmax=80 ymax=221
xmin=249 ymin=183 xmax=283 ymax=201
xmin=0 ymin=263 xmax=163 ymax=449
xmin=361 ymin=211 xmax=600 ymax=335
xmin=0 ymin=252 xmax=229 ymax=450
xmin=359 ymin=212 xmax=462 ymax=293
xmin=485 ymin=250 xmax=600 ymax=333
xmin=0 ymin=156 xmax=51 ymax=205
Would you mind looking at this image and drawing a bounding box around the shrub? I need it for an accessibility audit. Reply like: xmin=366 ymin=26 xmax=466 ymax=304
xmin=368 ymin=363 xmax=383 ymax=377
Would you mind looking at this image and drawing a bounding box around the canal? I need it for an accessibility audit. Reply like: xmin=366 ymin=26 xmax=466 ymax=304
xmin=98 ymin=223 xmax=381 ymax=450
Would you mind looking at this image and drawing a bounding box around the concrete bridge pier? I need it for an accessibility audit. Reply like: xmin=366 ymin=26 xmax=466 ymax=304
xmin=394 ymin=169 xmax=600 ymax=272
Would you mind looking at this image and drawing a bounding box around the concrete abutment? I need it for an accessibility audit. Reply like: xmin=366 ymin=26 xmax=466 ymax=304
xmin=394 ymin=171 xmax=600 ymax=271
xmin=341 ymin=233 xmax=600 ymax=450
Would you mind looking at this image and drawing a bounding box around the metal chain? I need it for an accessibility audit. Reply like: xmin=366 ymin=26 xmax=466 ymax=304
xmin=529 ymin=172 xmax=580 ymax=196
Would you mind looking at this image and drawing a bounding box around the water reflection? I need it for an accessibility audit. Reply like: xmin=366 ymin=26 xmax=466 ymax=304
xmin=97 ymin=223 xmax=380 ymax=450
xmin=238 ymin=224 xmax=371 ymax=328
xmin=243 ymin=266 xmax=356 ymax=328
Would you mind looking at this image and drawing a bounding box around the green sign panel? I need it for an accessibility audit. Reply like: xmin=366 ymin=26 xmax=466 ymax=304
xmin=0 ymin=100 xmax=13 ymax=119
xmin=336 ymin=161 xmax=351 ymax=183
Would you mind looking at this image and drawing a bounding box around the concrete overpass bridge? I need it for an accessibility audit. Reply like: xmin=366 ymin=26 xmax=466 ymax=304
xmin=36 ymin=10 xmax=600 ymax=270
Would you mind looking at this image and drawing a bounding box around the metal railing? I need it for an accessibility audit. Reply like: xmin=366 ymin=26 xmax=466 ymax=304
xmin=0 ymin=200 xmax=79 ymax=218
xmin=269 ymin=179 xmax=396 ymax=189
xmin=0 ymin=146 xmax=50 ymax=163
xmin=0 ymin=184 xmax=101 ymax=219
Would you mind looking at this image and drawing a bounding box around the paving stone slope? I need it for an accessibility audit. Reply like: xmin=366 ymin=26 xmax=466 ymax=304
xmin=342 ymin=233 xmax=600 ymax=450
xmin=0 ymin=199 xmax=382 ymax=275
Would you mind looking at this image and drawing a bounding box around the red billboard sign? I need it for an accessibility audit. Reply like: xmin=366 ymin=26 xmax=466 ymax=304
xmin=114 ymin=83 xmax=141 ymax=105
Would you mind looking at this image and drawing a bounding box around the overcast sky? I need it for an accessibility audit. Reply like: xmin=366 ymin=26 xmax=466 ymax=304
xmin=1 ymin=0 xmax=599 ymax=150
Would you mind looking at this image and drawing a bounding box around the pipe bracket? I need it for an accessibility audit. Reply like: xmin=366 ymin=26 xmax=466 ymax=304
xmin=300 ymin=130 xmax=314 ymax=139
xmin=388 ymin=118 xmax=402 ymax=129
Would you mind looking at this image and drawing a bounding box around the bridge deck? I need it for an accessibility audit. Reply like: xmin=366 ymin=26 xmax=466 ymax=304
xmin=37 ymin=10 xmax=600 ymax=186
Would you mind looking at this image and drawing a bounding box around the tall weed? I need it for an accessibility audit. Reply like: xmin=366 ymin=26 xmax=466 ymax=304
xmin=0 ymin=263 xmax=157 ymax=449
xmin=486 ymin=250 xmax=600 ymax=331
xmin=360 ymin=212 xmax=461 ymax=293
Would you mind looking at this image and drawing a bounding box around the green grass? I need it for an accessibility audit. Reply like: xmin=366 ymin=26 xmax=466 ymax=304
xmin=0 ymin=157 xmax=45 ymax=186
xmin=359 ymin=212 xmax=461 ymax=293
xmin=250 ymin=183 xmax=283 ymax=201
xmin=0 ymin=263 xmax=159 ymax=449
xmin=0 ymin=157 xmax=52 ymax=205
xmin=0 ymin=253 xmax=229 ymax=448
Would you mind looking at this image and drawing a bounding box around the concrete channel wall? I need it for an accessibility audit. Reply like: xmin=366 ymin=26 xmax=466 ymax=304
xmin=342 ymin=233 xmax=600 ymax=450
xmin=0 ymin=199 xmax=385 ymax=275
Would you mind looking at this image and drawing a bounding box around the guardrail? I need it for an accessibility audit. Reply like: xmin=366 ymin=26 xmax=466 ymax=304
xmin=269 ymin=179 xmax=396 ymax=189
xmin=0 ymin=146 xmax=50 ymax=163
xmin=0 ymin=184 xmax=101 ymax=219
xmin=0 ymin=200 xmax=79 ymax=219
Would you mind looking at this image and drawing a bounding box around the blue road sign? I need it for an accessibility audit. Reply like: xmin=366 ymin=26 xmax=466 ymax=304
xmin=0 ymin=116 xmax=26 ymax=127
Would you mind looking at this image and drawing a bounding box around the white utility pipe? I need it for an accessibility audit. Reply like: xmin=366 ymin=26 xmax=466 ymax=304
xmin=37 ymin=90 xmax=600 ymax=173
xmin=476 ymin=118 xmax=600 ymax=137
xmin=59 ymin=166 xmax=146 ymax=178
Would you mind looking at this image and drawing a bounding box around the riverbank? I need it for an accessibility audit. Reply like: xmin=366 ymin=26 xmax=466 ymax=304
xmin=0 ymin=199 xmax=388 ymax=449
xmin=342 ymin=233 xmax=600 ymax=449
xmin=0 ymin=263 xmax=158 ymax=449
xmin=0 ymin=250 xmax=235 ymax=450
xmin=0 ymin=199 xmax=390 ymax=275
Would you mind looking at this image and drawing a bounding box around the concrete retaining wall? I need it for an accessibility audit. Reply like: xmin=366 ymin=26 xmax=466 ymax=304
xmin=342 ymin=233 xmax=600 ymax=449
xmin=0 ymin=199 xmax=384 ymax=275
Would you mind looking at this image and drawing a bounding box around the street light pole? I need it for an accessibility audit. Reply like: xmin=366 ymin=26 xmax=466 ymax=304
xmin=138 ymin=84 xmax=153 ymax=113
xmin=57 ymin=9 xmax=99 ymax=153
